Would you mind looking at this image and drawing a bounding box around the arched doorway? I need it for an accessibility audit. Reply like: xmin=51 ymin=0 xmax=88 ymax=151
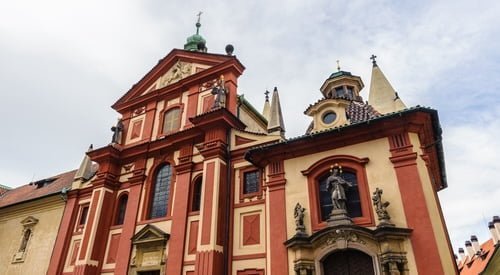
xmin=322 ymin=249 xmax=375 ymax=275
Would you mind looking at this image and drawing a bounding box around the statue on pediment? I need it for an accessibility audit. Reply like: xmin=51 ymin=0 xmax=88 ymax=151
xmin=212 ymin=75 xmax=227 ymax=109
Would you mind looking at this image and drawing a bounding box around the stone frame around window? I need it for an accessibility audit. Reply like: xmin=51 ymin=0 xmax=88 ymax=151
xmin=12 ymin=216 xmax=39 ymax=264
xmin=239 ymin=166 xmax=262 ymax=202
xmin=301 ymin=155 xmax=374 ymax=232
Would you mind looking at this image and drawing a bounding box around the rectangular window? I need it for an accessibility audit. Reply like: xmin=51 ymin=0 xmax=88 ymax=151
xmin=243 ymin=170 xmax=260 ymax=195
xmin=79 ymin=205 xmax=89 ymax=226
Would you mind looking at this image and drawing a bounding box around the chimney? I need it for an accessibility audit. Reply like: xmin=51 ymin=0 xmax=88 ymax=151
xmin=465 ymin=241 xmax=475 ymax=258
xmin=458 ymin=248 xmax=466 ymax=261
xmin=491 ymin=216 xmax=500 ymax=244
xmin=470 ymin=235 xmax=481 ymax=254
xmin=494 ymin=216 xmax=500 ymax=240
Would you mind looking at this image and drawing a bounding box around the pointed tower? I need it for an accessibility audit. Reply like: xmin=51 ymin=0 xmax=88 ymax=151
xmin=267 ymin=87 xmax=285 ymax=136
xmin=368 ymin=55 xmax=406 ymax=114
xmin=72 ymin=144 xmax=94 ymax=189
xmin=262 ymin=90 xmax=271 ymax=121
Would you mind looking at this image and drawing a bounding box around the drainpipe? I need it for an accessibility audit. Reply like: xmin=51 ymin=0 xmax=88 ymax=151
xmin=223 ymin=128 xmax=232 ymax=275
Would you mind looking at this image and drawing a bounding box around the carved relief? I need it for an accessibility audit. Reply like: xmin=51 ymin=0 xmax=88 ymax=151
xmin=320 ymin=231 xmax=366 ymax=249
xmin=159 ymin=61 xmax=193 ymax=88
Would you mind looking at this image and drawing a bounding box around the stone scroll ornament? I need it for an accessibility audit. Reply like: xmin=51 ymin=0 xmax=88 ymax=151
xmin=294 ymin=203 xmax=306 ymax=235
xmin=372 ymin=187 xmax=394 ymax=227
xmin=211 ymin=75 xmax=228 ymax=109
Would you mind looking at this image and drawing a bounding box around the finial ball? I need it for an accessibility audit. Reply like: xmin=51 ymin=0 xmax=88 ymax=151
xmin=225 ymin=44 xmax=234 ymax=55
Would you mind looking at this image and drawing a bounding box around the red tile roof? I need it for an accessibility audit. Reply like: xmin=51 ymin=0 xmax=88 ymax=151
xmin=458 ymin=239 xmax=499 ymax=274
xmin=0 ymin=170 xmax=76 ymax=208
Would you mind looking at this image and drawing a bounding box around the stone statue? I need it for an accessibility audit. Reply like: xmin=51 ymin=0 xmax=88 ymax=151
xmin=372 ymin=187 xmax=393 ymax=226
xmin=111 ymin=118 xmax=124 ymax=144
xmin=211 ymin=75 xmax=227 ymax=109
xmin=327 ymin=166 xmax=352 ymax=211
xmin=294 ymin=203 xmax=306 ymax=234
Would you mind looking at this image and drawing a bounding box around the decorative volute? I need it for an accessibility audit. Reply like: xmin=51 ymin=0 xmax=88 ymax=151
xmin=267 ymin=87 xmax=285 ymax=136
xmin=368 ymin=55 xmax=406 ymax=114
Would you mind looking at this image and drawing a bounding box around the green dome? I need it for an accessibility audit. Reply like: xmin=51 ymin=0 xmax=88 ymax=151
xmin=184 ymin=22 xmax=206 ymax=51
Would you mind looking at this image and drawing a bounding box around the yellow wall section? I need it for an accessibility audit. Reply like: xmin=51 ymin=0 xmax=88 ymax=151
xmin=0 ymin=196 xmax=65 ymax=275
xmin=282 ymin=137 xmax=418 ymax=273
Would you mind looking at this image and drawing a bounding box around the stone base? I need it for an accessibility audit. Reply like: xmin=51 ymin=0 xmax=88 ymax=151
xmin=327 ymin=209 xmax=352 ymax=226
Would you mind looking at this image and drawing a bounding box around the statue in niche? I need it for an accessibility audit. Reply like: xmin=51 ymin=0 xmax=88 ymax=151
xmin=327 ymin=165 xmax=352 ymax=211
xmin=19 ymin=228 xmax=31 ymax=252
xmin=211 ymin=75 xmax=227 ymax=109
xmin=372 ymin=187 xmax=394 ymax=226
xmin=294 ymin=203 xmax=306 ymax=234
xmin=111 ymin=118 xmax=124 ymax=144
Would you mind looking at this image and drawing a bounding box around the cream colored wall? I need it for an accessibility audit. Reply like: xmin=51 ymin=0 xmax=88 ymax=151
xmin=232 ymin=204 xmax=266 ymax=256
xmin=238 ymin=107 xmax=267 ymax=134
xmin=0 ymin=195 xmax=65 ymax=275
xmin=231 ymin=258 xmax=266 ymax=275
xmin=282 ymin=137 xmax=418 ymax=273
xmin=410 ymin=133 xmax=456 ymax=274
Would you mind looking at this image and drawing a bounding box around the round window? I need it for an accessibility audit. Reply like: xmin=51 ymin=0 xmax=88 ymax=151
xmin=322 ymin=111 xmax=337 ymax=124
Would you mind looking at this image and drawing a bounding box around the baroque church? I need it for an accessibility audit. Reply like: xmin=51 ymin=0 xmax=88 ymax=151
xmin=0 ymin=19 xmax=457 ymax=275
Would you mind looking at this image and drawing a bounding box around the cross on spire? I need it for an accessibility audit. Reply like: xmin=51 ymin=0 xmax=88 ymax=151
xmin=196 ymin=11 xmax=203 ymax=34
xmin=370 ymin=54 xmax=377 ymax=67
xmin=264 ymin=90 xmax=270 ymax=101
xmin=336 ymin=60 xmax=341 ymax=71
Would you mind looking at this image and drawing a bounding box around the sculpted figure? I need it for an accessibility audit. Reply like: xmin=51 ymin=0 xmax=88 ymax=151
xmin=111 ymin=118 xmax=124 ymax=144
xmin=211 ymin=75 xmax=227 ymax=109
xmin=327 ymin=166 xmax=352 ymax=211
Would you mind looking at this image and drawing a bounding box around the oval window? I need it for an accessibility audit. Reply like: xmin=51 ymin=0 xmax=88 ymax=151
xmin=322 ymin=111 xmax=337 ymax=124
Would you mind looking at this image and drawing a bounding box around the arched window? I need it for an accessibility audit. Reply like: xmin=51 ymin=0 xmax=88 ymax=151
xmin=162 ymin=108 xmax=181 ymax=134
xmin=302 ymin=155 xmax=373 ymax=231
xmin=149 ymin=164 xmax=172 ymax=219
xmin=115 ymin=194 xmax=128 ymax=225
xmin=191 ymin=177 xmax=203 ymax=212
xmin=318 ymin=170 xmax=362 ymax=221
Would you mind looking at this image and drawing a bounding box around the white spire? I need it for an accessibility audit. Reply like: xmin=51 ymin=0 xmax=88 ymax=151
xmin=267 ymin=87 xmax=285 ymax=136
xmin=74 ymin=144 xmax=94 ymax=181
xmin=262 ymin=90 xmax=271 ymax=121
xmin=368 ymin=56 xmax=406 ymax=114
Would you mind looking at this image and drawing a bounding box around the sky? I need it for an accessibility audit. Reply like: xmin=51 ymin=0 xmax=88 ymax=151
xmin=1 ymin=0 xmax=500 ymax=255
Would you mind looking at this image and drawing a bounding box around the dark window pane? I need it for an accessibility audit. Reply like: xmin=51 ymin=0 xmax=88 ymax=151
xmin=115 ymin=195 xmax=128 ymax=225
xmin=243 ymin=170 xmax=260 ymax=194
xmin=318 ymin=171 xmax=361 ymax=221
xmin=79 ymin=206 xmax=89 ymax=225
xmin=149 ymin=165 xmax=172 ymax=219
xmin=191 ymin=177 xmax=202 ymax=211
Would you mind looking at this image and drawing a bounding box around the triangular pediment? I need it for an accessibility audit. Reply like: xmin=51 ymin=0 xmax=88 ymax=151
xmin=132 ymin=224 xmax=170 ymax=244
xmin=112 ymin=49 xmax=241 ymax=111
xmin=20 ymin=216 xmax=39 ymax=227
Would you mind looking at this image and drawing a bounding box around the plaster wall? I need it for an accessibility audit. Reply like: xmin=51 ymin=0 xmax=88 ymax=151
xmin=0 ymin=195 xmax=65 ymax=275
xmin=282 ymin=137 xmax=418 ymax=273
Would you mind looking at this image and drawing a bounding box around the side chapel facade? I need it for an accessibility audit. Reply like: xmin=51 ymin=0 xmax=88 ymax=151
xmin=2 ymin=22 xmax=457 ymax=275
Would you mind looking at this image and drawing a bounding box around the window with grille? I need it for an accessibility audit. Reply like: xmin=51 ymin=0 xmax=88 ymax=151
xmin=243 ymin=170 xmax=260 ymax=195
xmin=162 ymin=108 xmax=180 ymax=134
xmin=149 ymin=164 xmax=172 ymax=219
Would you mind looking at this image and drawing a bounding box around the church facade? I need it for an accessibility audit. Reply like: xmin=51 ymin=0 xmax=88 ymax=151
xmin=19 ymin=22 xmax=458 ymax=275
